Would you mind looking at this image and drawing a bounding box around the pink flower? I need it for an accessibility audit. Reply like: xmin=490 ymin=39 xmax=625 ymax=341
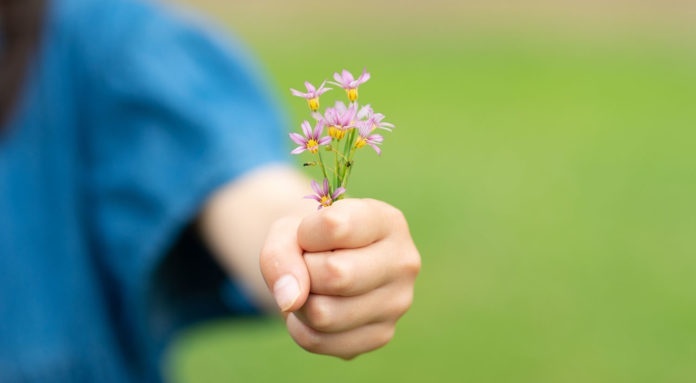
xmin=330 ymin=68 xmax=370 ymax=102
xmin=289 ymin=120 xmax=331 ymax=154
xmin=354 ymin=121 xmax=384 ymax=155
xmin=290 ymin=81 xmax=331 ymax=111
xmin=321 ymin=101 xmax=358 ymax=140
xmin=357 ymin=104 xmax=394 ymax=132
xmin=305 ymin=178 xmax=346 ymax=209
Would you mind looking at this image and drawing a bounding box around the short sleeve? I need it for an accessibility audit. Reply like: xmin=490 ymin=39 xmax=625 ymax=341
xmin=74 ymin=0 xmax=288 ymax=346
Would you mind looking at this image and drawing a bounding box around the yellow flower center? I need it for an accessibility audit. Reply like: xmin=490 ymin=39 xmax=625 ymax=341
xmin=320 ymin=195 xmax=332 ymax=207
xmin=328 ymin=126 xmax=346 ymax=140
xmin=307 ymin=139 xmax=319 ymax=153
xmin=354 ymin=137 xmax=367 ymax=149
xmin=346 ymin=88 xmax=358 ymax=102
xmin=307 ymin=97 xmax=320 ymax=112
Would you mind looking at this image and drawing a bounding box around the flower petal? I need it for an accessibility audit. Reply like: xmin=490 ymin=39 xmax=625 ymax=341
xmin=321 ymin=178 xmax=330 ymax=195
xmin=332 ymin=187 xmax=346 ymax=199
xmin=358 ymin=68 xmax=370 ymax=84
xmin=304 ymin=81 xmax=316 ymax=93
xmin=290 ymin=88 xmax=306 ymax=97
xmin=310 ymin=179 xmax=321 ymax=195
xmin=380 ymin=122 xmax=395 ymax=131
xmin=342 ymin=69 xmax=354 ymax=82
xmin=357 ymin=104 xmax=372 ymax=120
xmin=318 ymin=136 xmax=332 ymax=145
xmin=316 ymin=81 xmax=332 ymax=95
xmin=304 ymin=194 xmax=322 ymax=202
xmin=289 ymin=132 xmax=306 ymax=145
xmin=301 ymin=120 xmax=312 ymax=137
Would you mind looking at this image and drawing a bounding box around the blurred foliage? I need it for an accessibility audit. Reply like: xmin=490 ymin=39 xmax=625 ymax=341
xmin=169 ymin=2 xmax=696 ymax=382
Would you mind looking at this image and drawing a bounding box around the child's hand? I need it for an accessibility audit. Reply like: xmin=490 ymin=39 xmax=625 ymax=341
xmin=260 ymin=198 xmax=421 ymax=359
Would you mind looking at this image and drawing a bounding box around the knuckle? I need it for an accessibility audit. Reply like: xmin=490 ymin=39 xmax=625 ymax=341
xmin=259 ymin=241 xmax=281 ymax=261
xmin=322 ymin=255 xmax=355 ymax=293
xmin=290 ymin=324 xmax=323 ymax=353
xmin=374 ymin=324 xmax=396 ymax=350
xmin=319 ymin=209 xmax=351 ymax=243
xmin=376 ymin=199 xmax=406 ymax=225
xmin=391 ymin=290 xmax=415 ymax=319
xmin=259 ymin=218 xmax=295 ymax=260
xmin=302 ymin=297 xmax=335 ymax=331
xmin=399 ymin=248 xmax=422 ymax=279
xmin=387 ymin=204 xmax=407 ymax=224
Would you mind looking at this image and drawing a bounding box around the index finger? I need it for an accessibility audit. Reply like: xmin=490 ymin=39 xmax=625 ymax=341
xmin=297 ymin=198 xmax=404 ymax=252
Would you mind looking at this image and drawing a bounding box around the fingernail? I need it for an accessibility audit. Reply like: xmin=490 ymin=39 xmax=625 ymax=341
xmin=273 ymin=275 xmax=300 ymax=312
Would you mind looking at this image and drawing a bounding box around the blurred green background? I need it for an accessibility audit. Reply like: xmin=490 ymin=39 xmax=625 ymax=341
xmin=169 ymin=1 xmax=696 ymax=382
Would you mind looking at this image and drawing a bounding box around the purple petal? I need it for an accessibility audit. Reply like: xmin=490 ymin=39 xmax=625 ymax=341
xmin=368 ymin=143 xmax=382 ymax=155
xmin=318 ymin=136 xmax=332 ymax=145
xmin=321 ymin=178 xmax=330 ymax=195
xmin=301 ymin=120 xmax=312 ymax=137
xmin=291 ymin=146 xmax=306 ymax=155
xmin=358 ymin=122 xmax=371 ymax=136
xmin=290 ymin=88 xmax=306 ymax=97
xmin=380 ymin=122 xmax=395 ymax=131
xmin=331 ymin=187 xmax=346 ymax=199
xmin=358 ymin=68 xmax=370 ymax=84
xmin=357 ymin=104 xmax=372 ymax=120
xmin=316 ymin=81 xmax=332 ymax=95
xmin=304 ymin=81 xmax=316 ymax=93
xmin=289 ymin=132 xmax=306 ymax=145
xmin=342 ymin=69 xmax=354 ymax=82
xmin=310 ymin=179 xmax=321 ymax=195
xmin=334 ymin=101 xmax=347 ymax=113
xmin=312 ymin=121 xmax=324 ymax=138
xmin=323 ymin=107 xmax=336 ymax=124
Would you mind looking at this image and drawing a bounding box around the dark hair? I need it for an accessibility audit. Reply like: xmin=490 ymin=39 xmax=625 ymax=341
xmin=0 ymin=0 xmax=46 ymax=128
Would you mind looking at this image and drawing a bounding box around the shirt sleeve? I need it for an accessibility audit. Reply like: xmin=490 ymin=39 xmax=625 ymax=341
xmin=76 ymin=0 xmax=288 ymax=347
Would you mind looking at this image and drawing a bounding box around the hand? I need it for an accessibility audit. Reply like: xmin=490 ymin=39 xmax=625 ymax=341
xmin=260 ymin=198 xmax=421 ymax=359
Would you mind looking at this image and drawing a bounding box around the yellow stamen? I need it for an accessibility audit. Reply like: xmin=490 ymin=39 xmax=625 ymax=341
xmin=328 ymin=126 xmax=346 ymax=140
xmin=346 ymin=88 xmax=358 ymax=102
xmin=320 ymin=195 xmax=332 ymax=207
xmin=307 ymin=97 xmax=320 ymax=112
xmin=307 ymin=139 xmax=319 ymax=153
xmin=354 ymin=137 xmax=366 ymax=149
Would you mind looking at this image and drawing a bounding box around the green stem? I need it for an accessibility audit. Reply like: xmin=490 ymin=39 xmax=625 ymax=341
xmin=341 ymin=144 xmax=358 ymax=189
xmin=333 ymin=139 xmax=340 ymax=190
xmin=316 ymin=149 xmax=328 ymax=182
xmin=339 ymin=128 xmax=357 ymax=186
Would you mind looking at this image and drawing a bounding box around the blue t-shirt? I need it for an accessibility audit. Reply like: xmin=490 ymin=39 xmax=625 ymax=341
xmin=0 ymin=0 xmax=288 ymax=381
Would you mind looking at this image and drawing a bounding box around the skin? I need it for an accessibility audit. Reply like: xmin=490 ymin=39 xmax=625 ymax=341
xmin=199 ymin=164 xmax=421 ymax=359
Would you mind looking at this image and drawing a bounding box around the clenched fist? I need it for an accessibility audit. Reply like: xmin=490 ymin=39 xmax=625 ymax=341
xmin=260 ymin=198 xmax=421 ymax=359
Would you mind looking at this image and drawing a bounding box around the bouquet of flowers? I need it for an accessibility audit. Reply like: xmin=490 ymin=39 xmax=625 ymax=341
xmin=289 ymin=68 xmax=394 ymax=209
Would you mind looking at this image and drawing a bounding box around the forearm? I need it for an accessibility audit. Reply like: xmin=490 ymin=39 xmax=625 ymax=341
xmin=198 ymin=164 xmax=315 ymax=312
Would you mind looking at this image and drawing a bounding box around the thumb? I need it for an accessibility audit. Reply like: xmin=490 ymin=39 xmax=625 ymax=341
xmin=259 ymin=216 xmax=310 ymax=313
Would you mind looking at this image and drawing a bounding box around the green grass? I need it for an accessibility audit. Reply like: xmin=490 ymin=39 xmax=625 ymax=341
xmin=170 ymin=6 xmax=696 ymax=383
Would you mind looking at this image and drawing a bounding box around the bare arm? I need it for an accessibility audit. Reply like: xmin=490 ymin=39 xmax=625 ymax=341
xmin=199 ymin=164 xmax=421 ymax=358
